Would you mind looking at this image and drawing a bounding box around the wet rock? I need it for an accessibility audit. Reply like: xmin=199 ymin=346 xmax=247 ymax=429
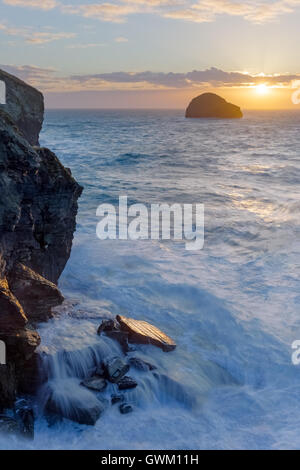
xmin=95 ymin=364 xmax=105 ymax=377
xmin=0 ymin=364 xmax=17 ymax=411
xmin=97 ymin=319 xmax=130 ymax=353
xmin=81 ymin=376 xmax=107 ymax=392
xmin=45 ymin=412 xmax=62 ymax=427
xmin=118 ymin=376 xmax=138 ymax=391
xmin=119 ymin=403 xmax=133 ymax=415
xmin=97 ymin=319 xmax=119 ymax=335
xmin=18 ymin=352 xmax=46 ymax=395
xmin=0 ymin=69 xmax=82 ymax=410
xmin=8 ymin=263 xmax=64 ymax=323
xmin=116 ymin=315 xmax=176 ymax=352
xmin=111 ymin=394 xmax=125 ymax=405
xmin=0 ymin=68 xmax=44 ymax=145
xmin=45 ymin=390 xmax=103 ymax=426
xmin=0 ymin=415 xmax=20 ymax=435
xmin=105 ymin=330 xmax=131 ymax=354
xmin=185 ymin=93 xmax=243 ymax=119
xmin=129 ymin=357 xmax=157 ymax=371
xmin=2 ymin=328 xmax=41 ymax=362
xmin=0 ymin=330 xmax=41 ymax=409
xmin=103 ymin=357 xmax=129 ymax=384
xmin=14 ymin=398 xmax=34 ymax=439
xmin=0 ymin=278 xmax=27 ymax=331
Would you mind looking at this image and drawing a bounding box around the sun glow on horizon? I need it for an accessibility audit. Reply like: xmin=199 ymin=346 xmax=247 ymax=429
xmin=255 ymin=84 xmax=270 ymax=95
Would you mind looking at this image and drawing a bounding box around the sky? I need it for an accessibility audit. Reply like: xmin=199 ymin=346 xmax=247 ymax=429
xmin=0 ymin=0 xmax=300 ymax=109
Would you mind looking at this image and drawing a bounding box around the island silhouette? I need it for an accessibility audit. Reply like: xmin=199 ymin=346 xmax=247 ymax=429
xmin=186 ymin=92 xmax=243 ymax=119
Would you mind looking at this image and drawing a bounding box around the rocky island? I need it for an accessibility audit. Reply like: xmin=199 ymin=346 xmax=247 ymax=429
xmin=0 ymin=69 xmax=82 ymax=427
xmin=185 ymin=92 xmax=243 ymax=119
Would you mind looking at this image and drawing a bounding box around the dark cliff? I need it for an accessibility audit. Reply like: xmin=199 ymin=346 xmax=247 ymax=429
xmin=0 ymin=69 xmax=44 ymax=146
xmin=185 ymin=93 xmax=243 ymax=119
xmin=0 ymin=69 xmax=82 ymax=410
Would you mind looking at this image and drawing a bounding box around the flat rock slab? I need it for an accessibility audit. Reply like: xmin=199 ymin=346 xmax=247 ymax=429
xmin=81 ymin=376 xmax=107 ymax=392
xmin=118 ymin=376 xmax=138 ymax=391
xmin=116 ymin=315 xmax=176 ymax=352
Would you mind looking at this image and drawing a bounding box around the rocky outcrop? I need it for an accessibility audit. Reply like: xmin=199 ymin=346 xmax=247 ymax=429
xmin=0 ymin=68 xmax=82 ymax=412
xmin=0 ymin=69 xmax=44 ymax=146
xmin=8 ymin=263 xmax=64 ymax=323
xmin=185 ymin=93 xmax=243 ymax=119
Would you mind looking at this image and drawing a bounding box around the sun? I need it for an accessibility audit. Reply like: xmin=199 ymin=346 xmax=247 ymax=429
xmin=255 ymin=84 xmax=269 ymax=95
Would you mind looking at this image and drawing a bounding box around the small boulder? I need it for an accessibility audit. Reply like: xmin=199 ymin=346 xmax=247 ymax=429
xmin=45 ymin=386 xmax=103 ymax=426
xmin=116 ymin=315 xmax=176 ymax=352
xmin=129 ymin=357 xmax=157 ymax=371
xmin=14 ymin=398 xmax=34 ymax=439
xmin=111 ymin=394 xmax=125 ymax=405
xmin=103 ymin=357 xmax=129 ymax=384
xmin=119 ymin=403 xmax=133 ymax=415
xmin=97 ymin=319 xmax=130 ymax=353
xmin=95 ymin=364 xmax=105 ymax=377
xmin=97 ymin=319 xmax=118 ymax=335
xmin=80 ymin=376 xmax=107 ymax=392
xmin=118 ymin=376 xmax=138 ymax=391
xmin=0 ymin=415 xmax=20 ymax=435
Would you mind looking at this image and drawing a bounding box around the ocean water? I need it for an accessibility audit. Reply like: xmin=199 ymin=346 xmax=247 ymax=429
xmin=2 ymin=109 xmax=300 ymax=449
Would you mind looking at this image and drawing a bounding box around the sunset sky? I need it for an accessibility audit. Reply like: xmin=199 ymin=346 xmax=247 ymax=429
xmin=1 ymin=0 xmax=300 ymax=109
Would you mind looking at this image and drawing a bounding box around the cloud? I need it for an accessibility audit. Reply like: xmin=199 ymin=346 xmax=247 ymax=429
xmin=2 ymin=0 xmax=300 ymax=23
xmin=1 ymin=64 xmax=299 ymax=93
xmin=61 ymin=3 xmax=138 ymax=23
xmin=70 ymin=68 xmax=300 ymax=89
xmin=3 ymin=0 xmax=59 ymax=10
xmin=164 ymin=0 xmax=297 ymax=24
xmin=66 ymin=42 xmax=105 ymax=49
xmin=27 ymin=32 xmax=75 ymax=44
xmin=58 ymin=0 xmax=300 ymax=24
xmin=0 ymin=22 xmax=75 ymax=44
xmin=115 ymin=36 xmax=128 ymax=42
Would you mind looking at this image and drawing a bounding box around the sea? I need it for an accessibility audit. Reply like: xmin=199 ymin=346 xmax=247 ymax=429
xmin=1 ymin=109 xmax=300 ymax=450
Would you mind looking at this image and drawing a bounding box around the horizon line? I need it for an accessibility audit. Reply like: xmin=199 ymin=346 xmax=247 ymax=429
xmin=45 ymin=107 xmax=300 ymax=111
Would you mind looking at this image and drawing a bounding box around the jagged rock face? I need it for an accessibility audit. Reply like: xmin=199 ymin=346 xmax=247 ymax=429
xmin=0 ymin=69 xmax=44 ymax=146
xmin=0 ymin=121 xmax=82 ymax=284
xmin=0 ymin=278 xmax=27 ymax=331
xmin=8 ymin=264 xmax=64 ymax=323
xmin=0 ymin=69 xmax=82 ymax=411
xmin=185 ymin=93 xmax=243 ymax=119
